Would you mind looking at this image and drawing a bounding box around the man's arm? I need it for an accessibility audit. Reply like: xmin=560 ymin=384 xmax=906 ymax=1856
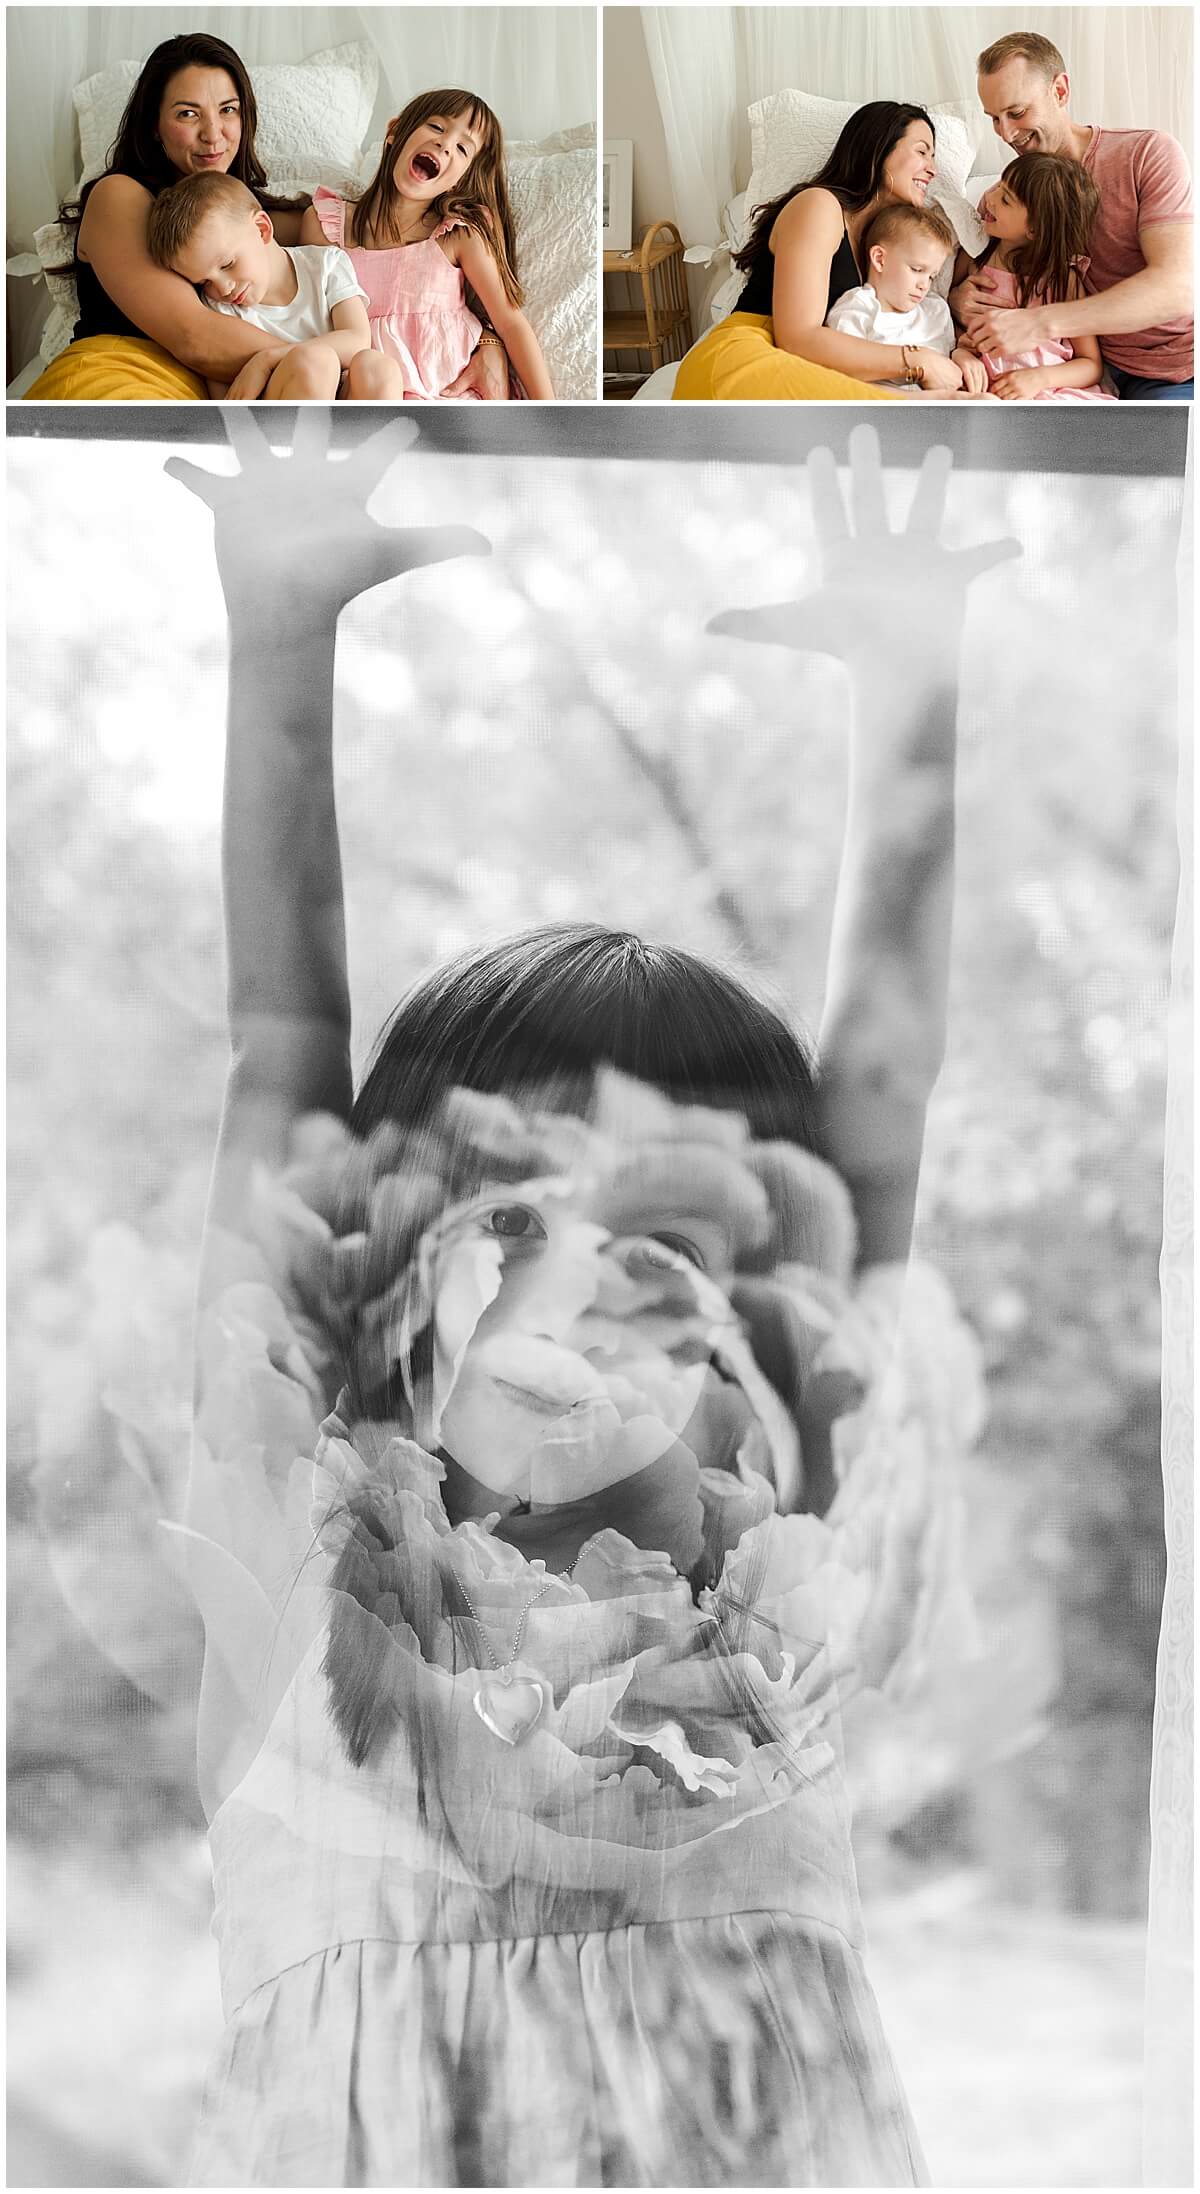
xmin=967 ymin=223 xmax=1192 ymax=350
xmin=1038 ymin=221 xmax=1189 ymax=340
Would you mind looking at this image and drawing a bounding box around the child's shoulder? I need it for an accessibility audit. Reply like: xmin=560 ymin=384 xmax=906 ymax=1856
xmin=305 ymin=186 xmax=349 ymax=246
xmin=434 ymin=204 xmax=496 ymax=252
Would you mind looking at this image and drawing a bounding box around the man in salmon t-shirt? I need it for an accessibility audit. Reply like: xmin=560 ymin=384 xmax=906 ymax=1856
xmin=953 ymin=30 xmax=1193 ymax=400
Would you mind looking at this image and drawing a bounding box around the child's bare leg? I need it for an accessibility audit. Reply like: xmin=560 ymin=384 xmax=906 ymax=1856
xmin=344 ymin=350 xmax=407 ymax=402
xmin=265 ymin=345 xmax=342 ymax=402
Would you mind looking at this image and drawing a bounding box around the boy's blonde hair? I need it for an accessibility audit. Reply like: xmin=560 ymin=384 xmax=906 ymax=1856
xmin=863 ymin=201 xmax=955 ymax=260
xmin=146 ymin=170 xmax=262 ymax=268
xmin=977 ymin=32 xmax=1067 ymax=81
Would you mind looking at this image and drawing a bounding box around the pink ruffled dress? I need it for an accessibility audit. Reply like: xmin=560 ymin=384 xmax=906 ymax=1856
xmin=978 ymin=265 xmax=1116 ymax=402
xmin=311 ymin=186 xmax=483 ymax=401
xmin=177 ymin=1105 xmax=985 ymax=2189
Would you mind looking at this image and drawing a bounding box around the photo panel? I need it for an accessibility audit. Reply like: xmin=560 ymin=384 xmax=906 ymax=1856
xmin=6 ymin=5 xmax=599 ymax=403
xmin=6 ymin=398 xmax=1191 ymax=2186
xmin=603 ymin=6 xmax=1193 ymax=402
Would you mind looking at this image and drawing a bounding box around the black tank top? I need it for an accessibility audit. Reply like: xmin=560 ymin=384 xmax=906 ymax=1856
xmin=735 ymin=220 xmax=861 ymax=319
xmin=73 ymin=257 xmax=147 ymax=343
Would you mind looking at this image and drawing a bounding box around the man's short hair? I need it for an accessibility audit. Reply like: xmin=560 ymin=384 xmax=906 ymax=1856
xmin=863 ymin=201 xmax=956 ymax=259
xmin=146 ymin=171 xmax=261 ymax=268
xmin=977 ymin=32 xmax=1066 ymax=80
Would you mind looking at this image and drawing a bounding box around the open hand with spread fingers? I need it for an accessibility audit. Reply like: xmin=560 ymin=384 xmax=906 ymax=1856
xmin=165 ymin=409 xmax=490 ymax=621
xmin=708 ymin=424 xmax=1020 ymax=677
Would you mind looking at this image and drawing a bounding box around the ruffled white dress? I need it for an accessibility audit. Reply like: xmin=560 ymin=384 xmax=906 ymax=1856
xmin=179 ymin=1128 xmax=982 ymax=2189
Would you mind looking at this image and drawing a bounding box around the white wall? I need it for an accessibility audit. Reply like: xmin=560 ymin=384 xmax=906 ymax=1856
xmin=602 ymin=7 xmax=676 ymax=240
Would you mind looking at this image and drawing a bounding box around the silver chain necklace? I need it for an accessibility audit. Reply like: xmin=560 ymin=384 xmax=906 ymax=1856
xmin=459 ymin=1552 xmax=584 ymax=1746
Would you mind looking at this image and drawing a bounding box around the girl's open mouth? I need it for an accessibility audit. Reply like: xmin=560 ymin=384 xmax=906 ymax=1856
xmin=411 ymin=152 xmax=441 ymax=182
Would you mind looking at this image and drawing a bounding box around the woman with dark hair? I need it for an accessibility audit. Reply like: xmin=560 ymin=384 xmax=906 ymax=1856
xmin=675 ymin=102 xmax=966 ymax=400
xmin=25 ymin=33 xmax=510 ymax=403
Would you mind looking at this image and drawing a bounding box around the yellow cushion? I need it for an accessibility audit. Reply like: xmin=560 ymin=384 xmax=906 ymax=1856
xmin=673 ymin=313 xmax=896 ymax=403
xmin=24 ymin=336 xmax=207 ymax=403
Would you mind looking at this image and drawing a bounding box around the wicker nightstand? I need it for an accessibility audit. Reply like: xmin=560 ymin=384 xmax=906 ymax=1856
xmin=602 ymin=221 xmax=693 ymax=396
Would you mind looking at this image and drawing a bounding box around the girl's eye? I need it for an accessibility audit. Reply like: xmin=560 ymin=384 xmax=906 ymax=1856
xmin=623 ymin=1234 xmax=704 ymax=1276
xmin=482 ymin=1204 xmax=546 ymax=1244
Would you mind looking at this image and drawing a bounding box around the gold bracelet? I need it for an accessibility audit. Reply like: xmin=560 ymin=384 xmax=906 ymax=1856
xmin=476 ymin=330 xmax=505 ymax=349
xmin=901 ymin=345 xmax=924 ymax=386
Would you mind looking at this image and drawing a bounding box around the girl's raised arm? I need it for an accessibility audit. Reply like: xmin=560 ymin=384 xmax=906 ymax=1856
xmin=165 ymin=411 xmax=489 ymax=1260
xmin=710 ymin=426 xmax=1018 ymax=1268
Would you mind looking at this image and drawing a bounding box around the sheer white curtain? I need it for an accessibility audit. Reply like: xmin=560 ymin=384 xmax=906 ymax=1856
xmin=5 ymin=5 xmax=594 ymax=253
xmin=641 ymin=5 xmax=1194 ymax=246
xmin=1143 ymin=441 xmax=1194 ymax=2192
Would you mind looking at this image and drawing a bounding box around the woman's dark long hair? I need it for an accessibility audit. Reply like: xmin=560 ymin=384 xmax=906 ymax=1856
xmin=734 ymin=101 xmax=936 ymax=277
xmin=324 ymin=925 xmax=824 ymax=1775
xmin=56 ymin=33 xmax=301 ymax=264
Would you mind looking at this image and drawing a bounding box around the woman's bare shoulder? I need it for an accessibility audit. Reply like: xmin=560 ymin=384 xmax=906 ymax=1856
xmin=77 ymin=172 xmax=153 ymax=258
xmin=774 ymin=185 xmax=845 ymax=231
xmin=770 ymin=184 xmax=845 ymax=251
xmin=84 ymin=171 xmax=154 ymax=212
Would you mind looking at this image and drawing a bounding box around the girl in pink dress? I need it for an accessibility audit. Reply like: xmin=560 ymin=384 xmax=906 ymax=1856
xmin=301 ymin=88 xmax=554 ymax=401
xmin=954 ymin=152 xmax=1116 ymax=401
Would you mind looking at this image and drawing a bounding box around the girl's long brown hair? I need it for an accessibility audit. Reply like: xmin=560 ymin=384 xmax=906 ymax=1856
xmin=350 ymin=88 xmax=523 ymax=307
xmin=997 ymin=151 xmax=1100 ymax=306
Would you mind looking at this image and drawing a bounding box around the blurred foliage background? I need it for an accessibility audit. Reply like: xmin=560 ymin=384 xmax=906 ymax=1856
xmin=6 ymin=427 xmax=1184 ymax=2185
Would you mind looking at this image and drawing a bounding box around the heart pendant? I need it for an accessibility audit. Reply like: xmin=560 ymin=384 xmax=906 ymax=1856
xmin=473 ymin=1672 xmax=546 ymax=1745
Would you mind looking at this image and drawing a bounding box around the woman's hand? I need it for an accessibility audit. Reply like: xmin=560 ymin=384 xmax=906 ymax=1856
xmin=443 ymin=337 xmax=511 ymax=401
xmin=165 ymin=410 xmax=490 ymax=621
xmin=707 ymin=424 xmax=1019 ymax=677
xmin=224 ymin=347 xmax=288 ymax=402
xmin=913 ymin=347 xmax=963 ymax=392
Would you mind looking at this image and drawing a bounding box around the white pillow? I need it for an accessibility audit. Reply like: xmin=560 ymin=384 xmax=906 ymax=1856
xmin=74 ymin=41 xmax=378 ymax=192
xmin=682 ymin=192 xmax=750 ymax=326
xmin=745 ymin=89 xmax=980 ymax=268
xmin=506 ymin=125 xmax=597 ymax=401
xmin=31 ymin=220 xmax=80 ymax=363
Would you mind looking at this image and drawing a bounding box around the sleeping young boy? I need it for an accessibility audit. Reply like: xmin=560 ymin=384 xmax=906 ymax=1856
xmin=825 ymin=203 xmax=989 ymax=395
xmin=146 ymin=170 xmax=376 ymax=402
